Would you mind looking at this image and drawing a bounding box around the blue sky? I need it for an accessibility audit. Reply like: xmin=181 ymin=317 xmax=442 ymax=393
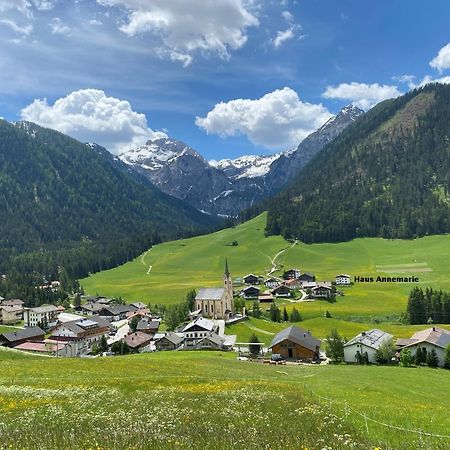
xmin=1 ymin=0 xmax=450 ymax=159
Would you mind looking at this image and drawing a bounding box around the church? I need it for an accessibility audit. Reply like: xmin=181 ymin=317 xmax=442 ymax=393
xmin=195 ymin=260 xmax=235 ymax=321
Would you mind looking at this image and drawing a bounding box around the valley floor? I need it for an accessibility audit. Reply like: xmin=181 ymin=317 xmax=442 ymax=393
xmin=0 ymin=348 xmax=449 ymax=450
xmin=81 ymin=213 xmax=450 ymax=340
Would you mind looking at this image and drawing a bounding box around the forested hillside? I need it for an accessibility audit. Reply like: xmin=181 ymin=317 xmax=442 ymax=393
xmin=265 ymin=84 xmax=450 ymax=242
xmin=0 ymin=120 xmax=217 ymax=300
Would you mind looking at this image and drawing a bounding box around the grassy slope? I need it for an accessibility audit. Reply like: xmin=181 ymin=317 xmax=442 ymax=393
xmin=0 ymin=350 xmax=448 ymax=449
xmin=82 ymin=213 xmax=450 ymax=340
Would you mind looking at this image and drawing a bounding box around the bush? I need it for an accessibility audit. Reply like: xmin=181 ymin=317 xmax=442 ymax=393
xmin=249 ymin=333 xmax=262 ymax=356
xmin=426 ymin=348 xmax=439 ymax=368
xmin=400 ymin=349 xmax=414 ymax=367
xmin=325 ymin=328 xmax=344 ymax=363
xmin=375 ymin=338 xmax=396 ymax=365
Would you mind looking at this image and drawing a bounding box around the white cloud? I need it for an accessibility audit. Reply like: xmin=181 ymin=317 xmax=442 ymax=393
xmin=31 ymin=0 xmax=57 ymax=10
xmin=419 ymin=74 xmax=450 ymax=86
xmin=0 ymin=19 xmax=33 ymax=35
xmin=50 ymin=17 xmax=70 ymax=35
xmin=392 ymin=74 xmax=416 ymax=90
xmin=0 ymin=0 xmax=31 ymax=15
xmin=195 ymin=87 xmax=332 ymax=150
xmin=430 ymin=43 xmax=450 ymax=73
xmin=96 ymin=0 xmax=259 ymax=64
xmin=281 ymin=10 xmax=294 ymax=23
xmin=322 ymin=82 xmax=402 ymax=110
xmin=20 ymin=89 xmax=167 ymax=154
xmin=273 ymin=27 xmax=295 ymax=49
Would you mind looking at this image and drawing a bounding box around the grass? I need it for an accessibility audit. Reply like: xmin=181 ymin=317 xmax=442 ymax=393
xmin=81 ymin=212 xmax=450 ymax=339
xmin=0 ymin=349 xmax=448 ymax=449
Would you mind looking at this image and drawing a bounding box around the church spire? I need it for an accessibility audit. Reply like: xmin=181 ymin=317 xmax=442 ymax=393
xmin=224 ymin=258 xmax=230 ymax=278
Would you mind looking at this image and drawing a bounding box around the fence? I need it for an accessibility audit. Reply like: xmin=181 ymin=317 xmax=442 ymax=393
xmin=303 ymin=383 xmax=450 ymax=449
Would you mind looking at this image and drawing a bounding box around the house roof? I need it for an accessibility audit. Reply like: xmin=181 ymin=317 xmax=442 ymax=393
xmin=0 ymin=299 xmax=24 ymax=306
xmin=336 ymin=274 xmax=351 ymax=278
xmin=182 ymin=317 xmax=215 ymax=333
xmin=123 ymin=332 xmax=152 ymax=348
xmin=0 ymin=326 xmax=45 ymax=343
xmin=80 ymin=302 xmax=104 ymax=312
xmin=14 ymin=341 xmax=66 ymax=352
xmin=101 ymin=305 xmax=131 ymax=315
xmin=265 ymin=277 xmax=279 ymax=283
xmin=198 ymin=332 xmax=225 ymax=347
xmin=344 ymin=329 xmax=393 ymax=350
xmin=195 ymin=288 xmax=225 ymax=301
xmin=157 ymin=331 xmax=183 ymax=346
xmin=136 ymin=320 xmax=159 ymax=332
xmin=28 ymin=305 xmax=59 ymax=314
xmin=0 ymin=305 xmax=23 ymax=313
xmin=244 ymin=274 xmax=258 ymax=279
xmin=130 ymin=302 xmax=147 ymax=309
xmin=51 ymin=316 xmax=109 ymax=336
xmin=242 ymin=285 xmax=260 ymax=292
xmin=405 ymin=327 xmax=450 ymax=349
xmin=269 ymin=326 xmax=320 ymax=352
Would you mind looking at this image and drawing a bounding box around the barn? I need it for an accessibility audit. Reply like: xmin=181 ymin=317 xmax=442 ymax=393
xmin=269 ymin=326 xmax=321 ymax=361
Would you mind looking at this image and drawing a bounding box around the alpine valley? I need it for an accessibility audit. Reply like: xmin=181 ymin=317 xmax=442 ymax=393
xmin=119 ymin=105 xmax=364 ymax=216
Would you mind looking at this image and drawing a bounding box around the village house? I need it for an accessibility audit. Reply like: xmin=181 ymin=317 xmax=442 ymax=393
xmin=99 ymin=305 xmax=132 ymax=321
xmin=311 ymin=282 xmax=332 ymax=299
xmin=264 ymin=277 xmax=281 ymax=289
xmin=24 ymin=305 xmax=60 ymax=329
xmin=0 ymin=298 xmax=24 ymax=308
xmin=335 ymin=274 xmax=351 ymax=285
xmin=0 ymin=326 xmax=45 ymax=348
xmin=344 ymin=329 xmax=394 ymax=364
xmin=123 ymin=332 xmax=152 ymax=353
xmin=243 ymin=274 xmax=260 ymax=285
xmin=75 ymin=302 xmax=105 ymax=315
xmin=301 ymin=281 xmax=317 ymax=290
xmin=240 ymin=285 xmax=261 ymax=299
xmin=396 ymin=327 xmax=450 ymax=367
xmin=195 ymin=332 xmax=226 ymax=350
xmin=298 ymin=273 xmax=316 ymax=283
xmin=155 ymin=332 xmax=184 ymax=351
xmin=129 ymin=302 xmax=148 ymax=311
xmin=181 ymin=317 xmax=219 ymax=348
xmin=49 ymin=317 xmax=110 ymax=355
xmin=195 ymin=260 xmax=234 ymax=320
xmin=283 ymin=268 xmax=301 ymax=280
xmin=271 ymin=284 xmax=291 ymax=298
xmin=270 ymin=326 xmax=321 ymax=361
xmin=0 ymin=305 xmax=23 ymax=324
xmin=136 ymin=319 xmax=160 ymax=335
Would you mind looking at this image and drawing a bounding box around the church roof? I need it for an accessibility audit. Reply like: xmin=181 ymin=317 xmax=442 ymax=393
xmin=196 ymin=288 xmax=225 ymax=301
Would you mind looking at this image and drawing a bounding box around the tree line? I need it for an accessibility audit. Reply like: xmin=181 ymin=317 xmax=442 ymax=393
xmin=406 ymin=287 xmax=450 ymax=324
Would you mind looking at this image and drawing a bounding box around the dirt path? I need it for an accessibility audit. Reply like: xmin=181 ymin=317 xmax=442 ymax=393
xmin=141 ymin=249 xmax=153 ymax=275
xmin=243 ymin=321 xmax=275 ymax=335
xmin=267 ymin=240 xmax=298 ymax=277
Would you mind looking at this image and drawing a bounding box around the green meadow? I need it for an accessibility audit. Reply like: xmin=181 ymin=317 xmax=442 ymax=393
xmin=1 ymin=348 xmax=449 ymax=450
xmin=82 ymin=213 xmax=450 ymax=339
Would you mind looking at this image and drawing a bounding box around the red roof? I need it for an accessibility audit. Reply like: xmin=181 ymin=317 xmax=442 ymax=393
xmin=14 ymin=341 xmax=66 ymax=352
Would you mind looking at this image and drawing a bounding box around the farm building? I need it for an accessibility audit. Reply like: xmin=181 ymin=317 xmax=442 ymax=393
xmin=344 ymin=329 xmax=393 ymax=363
xmin=0 ymin=305 xmax=23 ymax=324
xmin=243 ymin=274 xmax=260 ymax=285
xmin=195 ymin=261 xmax=234 ymax=320
xmin=298 ymin=273 xmax=316 ymax=283
xmin=240 ymin=285 xmax=261 ymax=299
xmin=396 ymin=327 xmax=450 ymax=367
xmin=271 ymin=285 xmax=291 ymax=298
xmin=194 ymin=333 xmax=226 ymax=350
xmin=269 ymin=326 xmax=321 ymax=360
xmin=258 ymin=294 xmax=274 ymax=303
xmin=336 ymin=274 xmax=351 ymax=285
xmin=155 ymin=332 xmax=184 ymax=351
xmin=284 ymin=279 xmax=302 ymax=289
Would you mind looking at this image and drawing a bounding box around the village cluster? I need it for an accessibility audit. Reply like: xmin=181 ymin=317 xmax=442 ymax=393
xmin=0 ymin=263 xmax=449 ymax=367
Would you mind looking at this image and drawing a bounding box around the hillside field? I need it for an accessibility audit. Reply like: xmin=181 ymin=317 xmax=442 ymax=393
xmin=0 ymin=348 xmax=449 ymax=449
xmin=81 ymin=213 xmax=450 ymax=339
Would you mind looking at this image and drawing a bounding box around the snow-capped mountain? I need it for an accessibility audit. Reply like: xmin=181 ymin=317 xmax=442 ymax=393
xmin=210 ymin=153 xmax=286 ymax=180
xmin=119 ymin=105 xmax=364 ymax=216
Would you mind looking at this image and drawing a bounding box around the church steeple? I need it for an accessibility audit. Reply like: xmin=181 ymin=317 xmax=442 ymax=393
xmin=224 ymin=258 xmax=230 ymax=278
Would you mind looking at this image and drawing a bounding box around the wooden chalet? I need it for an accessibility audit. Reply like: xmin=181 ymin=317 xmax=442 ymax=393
xmin=264 ymin=277 xmax=280 ymax=289
xmin=271 ymin=284 xmax=291 ymax=298
xmin=283 ymin=268 xmax=301 ymax=280
xmin=243 ymin=274 xmax=260 ymax=285
xmin=240 ymin=285 xmax=261 ymax=299
xmin=269 ymin=326 xmax=321 ymax=360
